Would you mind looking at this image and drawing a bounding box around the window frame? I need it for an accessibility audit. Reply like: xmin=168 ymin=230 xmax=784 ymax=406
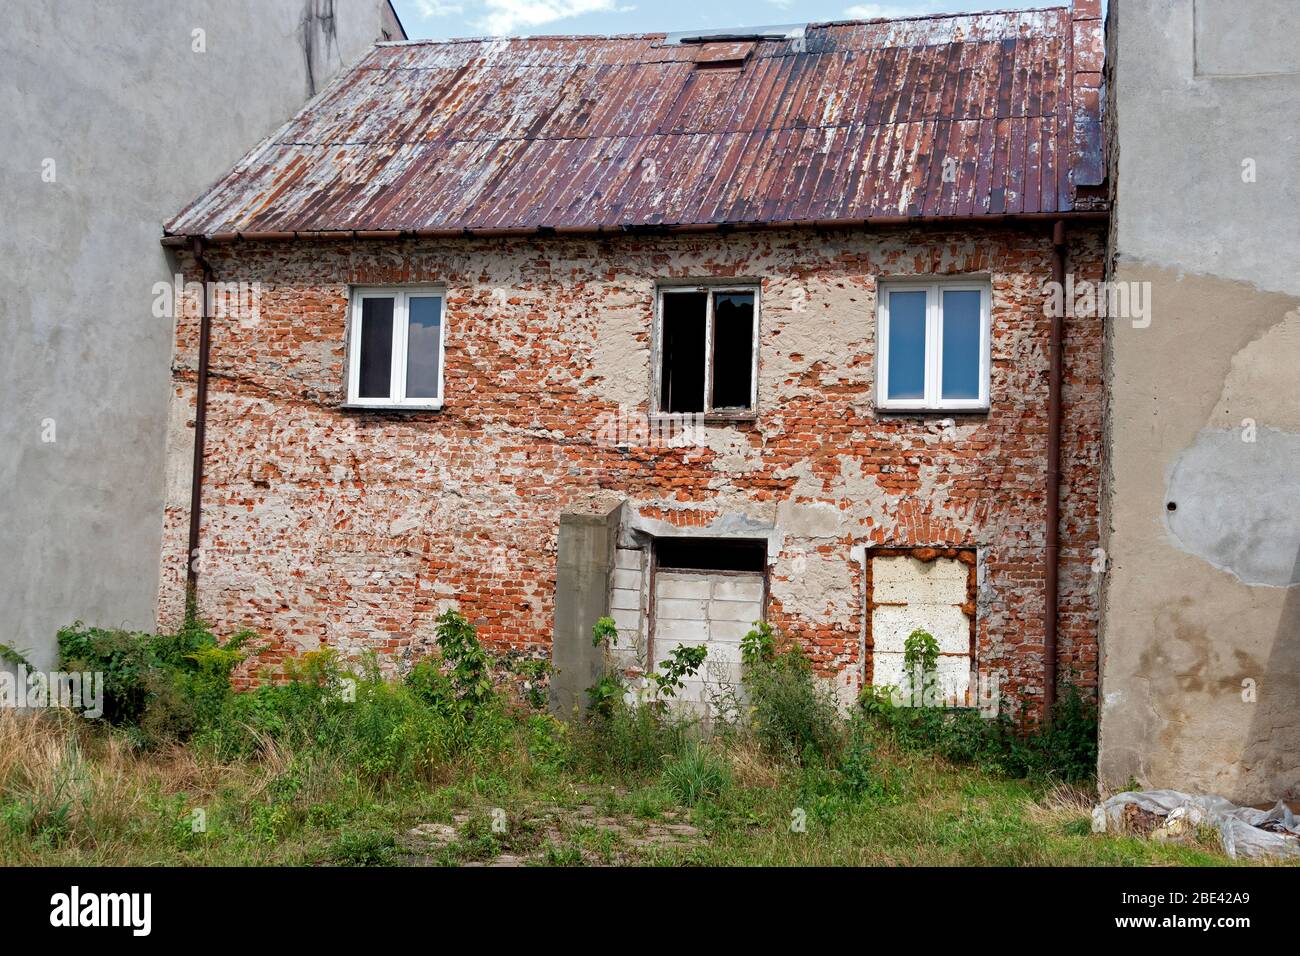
xmin=876 ymin=278 xmax=991 ymax=412
xmin=345 ymin=286 xmax=447 ymax=410
xmin=652 ymin=283 xmax=761 ymax=420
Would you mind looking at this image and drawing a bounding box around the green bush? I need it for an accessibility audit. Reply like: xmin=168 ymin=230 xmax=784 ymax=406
xmin=54 ymin=613 xmax=518 ymax=789
xmin=860 ymin=677 xmax=1098 ymax=783
xmin=837 ymin=718 xmax=888 ymax=799
xmin=56 ymin=620 xmax=250 ymax=738
xmin=740 ymin=623 xmax=842 ymax=765
xmin=573 ymin=702 xmax=691 ymax=778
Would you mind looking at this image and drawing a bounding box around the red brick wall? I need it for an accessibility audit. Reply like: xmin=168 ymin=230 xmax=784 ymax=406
xmin=158 ymin=223 xmax=1105 ymax=714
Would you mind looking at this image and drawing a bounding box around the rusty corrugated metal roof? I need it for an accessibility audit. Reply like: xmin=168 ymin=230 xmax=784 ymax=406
xmin=165 ymin=6 xmax=1106 ymax=240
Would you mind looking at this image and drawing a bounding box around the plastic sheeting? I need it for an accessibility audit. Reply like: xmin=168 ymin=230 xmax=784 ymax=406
xmin=1093 ymin=789 xmax=1300 ymax=859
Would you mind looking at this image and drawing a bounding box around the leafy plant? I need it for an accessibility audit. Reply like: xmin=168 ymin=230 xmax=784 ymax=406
xmin=592 ymin=616 xmax=618 ymax=648
xmin=585 ymin=616 xmax=627 ymax=718
xmin=740 ymin=623 xmax=842 ymax=765
xmin=837 ymin=717 xmax=888 ymax=799
xmin=740 ymin=620 xmax=777 ymax=670
xmin=902 ymin=628 xmax=940 ymax=702
xmin=434 ymin=610 xmax=494 ymax=716
xmin=585 ymin=674 xmax=626 ymax=719
xmin=650 ymin=644 xmax=707 ymax=701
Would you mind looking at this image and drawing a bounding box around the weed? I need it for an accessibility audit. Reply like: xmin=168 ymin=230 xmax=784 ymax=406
xmin=661 ymin=741 xmax=730 ymax=807
xmin=328 ymin=827 xmax=396 ymax=866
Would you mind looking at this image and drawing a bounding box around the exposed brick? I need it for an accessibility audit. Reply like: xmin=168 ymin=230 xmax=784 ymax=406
xmin=158 ymin=224 xmax=1105 ymax=717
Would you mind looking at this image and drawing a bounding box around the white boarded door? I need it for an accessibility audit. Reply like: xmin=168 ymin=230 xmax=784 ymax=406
xmin=652 ymin=570 xmax=764 ymax=711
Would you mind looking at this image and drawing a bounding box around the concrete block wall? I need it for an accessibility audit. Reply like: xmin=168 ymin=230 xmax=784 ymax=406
xmin=652 ymin=570 xmax=763 ymax=706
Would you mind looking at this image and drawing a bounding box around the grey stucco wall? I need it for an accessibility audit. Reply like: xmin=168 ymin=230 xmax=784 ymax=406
xmin=1101 ymin=0 xmax=1300 ymax=802
xmin=0 ymin=0 xmax=401 ymax=670
xmin=551 ymin=509 xmax=620 ymax=717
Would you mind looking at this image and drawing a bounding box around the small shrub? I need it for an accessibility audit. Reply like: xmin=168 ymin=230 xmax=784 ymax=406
xmin=650 ymin=644 xmax=708 ymax=702
xmin=405 ymin=610 xmax=496 ymax=721
xmin=902 ymin=628 xmax=940 ymax=702
xmin=741 ymin=624 xmax=842 ymax=765
xmin=55 ymin=620 xmax=251 ymax=741
xmin=574 ymin=702 xmax=690 ymax=778
xmin=837 ymin=720 xmax=887 ymax=800
xmin=591 ymin=616 xmax=619 ymax=648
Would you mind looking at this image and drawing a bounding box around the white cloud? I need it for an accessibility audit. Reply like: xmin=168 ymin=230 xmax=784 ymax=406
xmin=843 ymin=3 xmax=917 ymax=18
xmin=473 ymin=0 xmax=631 ymax=36
xmin=413 ymin=0 xmax=465 ymax=16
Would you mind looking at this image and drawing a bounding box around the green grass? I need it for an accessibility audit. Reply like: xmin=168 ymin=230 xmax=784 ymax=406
xmin=0 ymin=709 xmax=1257 ymax=868
xmin=2 ymin=618 xmax=1279 ymax=868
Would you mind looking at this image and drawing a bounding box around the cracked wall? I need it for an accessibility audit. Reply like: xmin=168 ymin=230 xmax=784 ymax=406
xmin=158 ymin=223 xmax=1104 ymax=714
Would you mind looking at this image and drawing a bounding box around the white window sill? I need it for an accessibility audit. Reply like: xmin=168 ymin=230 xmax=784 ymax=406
xmin=339 ymin=402 xmax=444 ymax=413
xmin=877 ymin=404 xmax=990 ymax=415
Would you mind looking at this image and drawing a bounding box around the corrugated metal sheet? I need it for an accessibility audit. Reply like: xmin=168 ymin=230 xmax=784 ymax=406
xmin=165 ymin=8 xmax=1106 ymax=239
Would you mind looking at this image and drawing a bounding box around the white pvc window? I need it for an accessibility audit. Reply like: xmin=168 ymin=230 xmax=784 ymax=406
xmin=347 ymin=288 xmax=446 ymax=408
xmin=876 ymin=280 xmax=990 ymax=411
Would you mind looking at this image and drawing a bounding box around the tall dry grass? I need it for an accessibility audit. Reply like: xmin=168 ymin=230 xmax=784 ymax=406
xmin=0 ymin=709 xmax=258 ymax=862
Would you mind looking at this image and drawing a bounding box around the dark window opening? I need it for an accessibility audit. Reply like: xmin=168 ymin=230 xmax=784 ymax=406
xmin=659 ymin=291 xmax=707 ymax=413
xmin=658 ymin=287 xmax=757 ymax=416
xmin=711 ymin=292 xmax=754 ymax=409
xmin=654 ymin=537 xmax=766 ymax=572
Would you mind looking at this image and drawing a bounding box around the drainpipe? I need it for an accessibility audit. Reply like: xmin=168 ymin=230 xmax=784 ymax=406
xmin=1044 ymin=219 xmax=1067 ymax=725
xmin=185 ymin=236 xmax=214 ymax=621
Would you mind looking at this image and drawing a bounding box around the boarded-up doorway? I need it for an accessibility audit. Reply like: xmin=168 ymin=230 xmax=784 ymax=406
xmin=651 ymin=539 xmax=766 ymax=712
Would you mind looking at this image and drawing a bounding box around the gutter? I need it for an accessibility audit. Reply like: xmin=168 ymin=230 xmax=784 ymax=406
xmin=1044 ymin=219 xmax=1067 ymax=724
xmin=185 ymin=237 xmax=215 ymax=620
xmin=158 ymin=210 xmax=1109 ymax=247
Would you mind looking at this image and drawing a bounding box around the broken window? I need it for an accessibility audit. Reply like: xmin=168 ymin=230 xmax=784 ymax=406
xmin=877 ymin=280 xmax=990 ymax=411
xmin=868 ymin=549 xmax=976 ymax=706
xmin=656 ymin=286 xmax=758 ymax=416
xmin=347 ymin=288 xmax=445 ymax=408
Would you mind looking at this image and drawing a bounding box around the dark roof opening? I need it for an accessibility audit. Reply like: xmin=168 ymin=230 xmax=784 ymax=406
xmin=664 ymin=24 xmax=805 ymax=44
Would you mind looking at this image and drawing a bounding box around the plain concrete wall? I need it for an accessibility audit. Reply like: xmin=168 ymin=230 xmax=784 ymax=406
xmin=550 ymin=509 xmax=620 ymax=716
xmin=1101 ymin=0 xmax=1300 ymax=802
xmin=0 ymin=0 xmax=400 ymax=670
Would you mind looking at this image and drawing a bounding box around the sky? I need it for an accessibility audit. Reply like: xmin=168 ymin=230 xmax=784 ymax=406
xmin=389 ymin=0 xmax=1056 ymax=41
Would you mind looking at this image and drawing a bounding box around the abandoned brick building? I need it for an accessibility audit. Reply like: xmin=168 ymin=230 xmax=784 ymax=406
xmin=158 ymin=2 xmax=1107 ymax=717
